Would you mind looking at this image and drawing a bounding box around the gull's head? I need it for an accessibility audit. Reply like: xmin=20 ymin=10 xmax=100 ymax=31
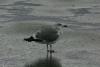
xmin=54 ymin=23 xmax=68 ymax=30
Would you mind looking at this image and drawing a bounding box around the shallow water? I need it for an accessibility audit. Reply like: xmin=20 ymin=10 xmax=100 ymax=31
xmin=0 ymin=0 xmax=100 ymax=67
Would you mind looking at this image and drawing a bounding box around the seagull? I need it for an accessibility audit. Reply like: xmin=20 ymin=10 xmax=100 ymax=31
xmin=24 ymin=23 xmax=68 ymax=48
xmin=24 ymin=23 xmax=68 ymax=58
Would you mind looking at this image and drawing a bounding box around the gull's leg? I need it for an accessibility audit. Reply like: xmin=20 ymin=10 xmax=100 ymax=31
xmin=47 ymin=44 xmax=49 ymax=59
xmin=50 ymin=44 xmax=52 ymax=60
